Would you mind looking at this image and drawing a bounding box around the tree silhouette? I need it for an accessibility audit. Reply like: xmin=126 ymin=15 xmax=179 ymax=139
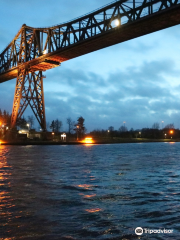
xmin=119 ymin=125 xmax=128 ymax=132
xmin=67 ymin=117 xmax=75 ymax=134
xmin=108 ymin=126 xmax=114 ymax=132
xmin=152 ymin=122 xmax=160 ymax=129
xmin=164 ymin=123 xmax=174 ymax=129
xmin=55 ymin=119 xmax=63 ymax=133
xmin=27 ymin=115 xmax=35 ymax=129
xmin=16 ymin=116 xmax=27 ymax=129
xmin=0 ymin=109 xmax=11 ymax=126
xmin=50 ymin=119 xmax=63 ymax=133
xmin=74 ymin=116 xmax=85 ymax=139
xmin=50 ymin=120 xmax=55 ymax=132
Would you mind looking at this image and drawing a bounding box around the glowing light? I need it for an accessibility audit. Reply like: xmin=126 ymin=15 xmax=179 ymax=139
xmin=170 ymin=130 xmax=174 ymax=134
xmin=85 ymin=208 xmax=102 ymax=213
xmin=114 ymin=19 xmax=120 ymax=26
xmin=52 ymin=132 xmax=54 ymax=135
xmin=61 ymin=133 xmax=66 ymax=141
xmin=81 ymin=137 xmax=94 ymax=144
xmin=79 ymin=193 xmax=84 ymax=196
xmin=77 ymin=184 xmax=92 ymax=190
xmin=83 ymin=194 xmax=96 ymax=198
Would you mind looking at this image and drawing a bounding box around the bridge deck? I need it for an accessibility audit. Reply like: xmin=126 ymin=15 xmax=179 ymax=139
xmin=1 ymin=4 xmax=180 ymax=83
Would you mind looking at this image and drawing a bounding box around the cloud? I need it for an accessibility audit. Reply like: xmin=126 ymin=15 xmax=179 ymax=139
xmin=41 ymin=58 xmax=180 ymax=130
xmin=0 ymin=55 xmax=179 ymax=131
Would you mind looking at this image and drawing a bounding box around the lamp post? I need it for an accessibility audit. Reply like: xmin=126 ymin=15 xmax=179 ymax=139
xmin=170 ymin=130 xmax=173 ymax=139
xmin=76 ymin=125 xmax=79 ymax=141
xmin=52 ymin=132 xmax=54 ymax=141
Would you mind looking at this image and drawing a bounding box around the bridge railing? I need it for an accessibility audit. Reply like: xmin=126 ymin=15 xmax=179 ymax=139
xmin=0 ymin=0 xmax=180 ymax=74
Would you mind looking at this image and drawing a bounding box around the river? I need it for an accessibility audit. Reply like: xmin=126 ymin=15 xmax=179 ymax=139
xmin=0 ymin=142 xmax=180 ymax=239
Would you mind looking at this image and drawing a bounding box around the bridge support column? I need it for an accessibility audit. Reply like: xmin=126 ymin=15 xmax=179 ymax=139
xmin=11 ymin=68 xmax=46 ymax=131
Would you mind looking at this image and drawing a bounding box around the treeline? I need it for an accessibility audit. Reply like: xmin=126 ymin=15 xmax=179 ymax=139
xmin=0 ymin=109 xmax=11 ymax=125
xmin=0 ymin=108 xmax=86 ymax=136
xmin=90 ymin=123 xmax=179 ymax=139
xmin=49 ymin=116 xmax=86 ymax=139
xmin=16 ymin=116 xmax=35 ymax=129
xmin=0 ymin=107 xmax=178 ymax=140
xmin=0 ymin=109 xmax=35 ymax=129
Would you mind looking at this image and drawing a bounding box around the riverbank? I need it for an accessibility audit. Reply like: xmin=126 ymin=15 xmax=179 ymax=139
xmin=0 ymin=138 xmax=179 ymax=145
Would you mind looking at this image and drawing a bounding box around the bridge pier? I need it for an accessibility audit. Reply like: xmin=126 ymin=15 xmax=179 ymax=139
xmin=11 ymin=69 xmax=46 ymax=131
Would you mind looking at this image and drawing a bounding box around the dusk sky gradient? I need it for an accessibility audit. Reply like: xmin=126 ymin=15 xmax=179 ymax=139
xmin=1 ymin=0 xmax=180 ymax=131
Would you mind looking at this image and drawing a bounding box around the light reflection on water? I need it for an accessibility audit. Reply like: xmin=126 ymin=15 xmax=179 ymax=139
xmin=0 ymin=143 xmax=180 ymax=239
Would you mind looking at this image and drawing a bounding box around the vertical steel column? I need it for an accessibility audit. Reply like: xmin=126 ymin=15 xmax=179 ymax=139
xmin=29 ymin=71 xmax=46 ymax=131
xmin=133 ymin=0 xmax=135 ymax=21
xmin=11 ymin=69 xmax=46 ymax=130
xmin=11 ymin=68 xmax=26 ymax=128
xmin=149 ymin=0 xmax=153 ymax=15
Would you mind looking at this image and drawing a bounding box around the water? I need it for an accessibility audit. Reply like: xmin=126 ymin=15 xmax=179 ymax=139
xmin=0 ymin=142 xmax=180 ymax=239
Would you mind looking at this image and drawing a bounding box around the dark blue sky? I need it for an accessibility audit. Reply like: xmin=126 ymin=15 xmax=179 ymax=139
xmin=1 ymin=0 xmax=180 ymax=131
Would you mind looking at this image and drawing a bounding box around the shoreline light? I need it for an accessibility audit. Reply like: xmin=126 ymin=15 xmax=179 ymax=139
xmin=81 ymin=137 xmax=94 ymax=144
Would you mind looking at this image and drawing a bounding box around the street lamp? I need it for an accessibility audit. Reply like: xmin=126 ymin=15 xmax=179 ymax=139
xmin=170 ymin=130 xmax=174 ymax=139
xmin=27 ymin=123 xmax=30 ymax=130
xmin=123 ymin=121 xmax=126 ymax=131
xmin=76 ymin=125 xmax=79 ymax=141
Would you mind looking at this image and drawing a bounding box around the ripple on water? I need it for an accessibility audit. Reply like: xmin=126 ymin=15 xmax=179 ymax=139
xmin=0 ymin=143 xmax=180 ymax=239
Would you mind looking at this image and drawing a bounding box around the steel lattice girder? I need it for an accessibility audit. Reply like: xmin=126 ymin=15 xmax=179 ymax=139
xmin=1 ymin=0 xmax=180 ymax=78
xmin=11 ymin=69 xmax=46 ymax=130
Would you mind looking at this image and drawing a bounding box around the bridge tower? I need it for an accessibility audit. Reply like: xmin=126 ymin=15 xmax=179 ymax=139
xmin=11 ymin=68 xmax=46 ymax=130
xmin=10 ymin=25 xmax=46 ymax=130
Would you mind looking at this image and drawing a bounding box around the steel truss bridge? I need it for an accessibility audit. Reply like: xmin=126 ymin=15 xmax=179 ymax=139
xmin=1 ymin=0 xmax=180 ymax=130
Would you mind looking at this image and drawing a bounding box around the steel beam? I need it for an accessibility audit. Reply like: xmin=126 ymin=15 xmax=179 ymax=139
xmin=11 ymin=69 xmax=46 ymax=130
